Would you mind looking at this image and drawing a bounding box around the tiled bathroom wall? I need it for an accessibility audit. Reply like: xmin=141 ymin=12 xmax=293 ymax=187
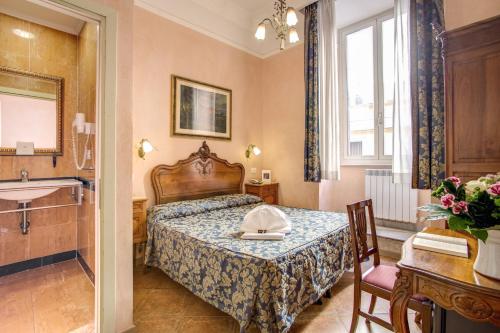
xmin=0 ymin=14 xmax=96 ymax=277
xmin=76 ymin=22 xmax=98 ymax=278
xmin=0 ymin=13 xmax=78 ymax=179
xmin=0 ymin=188 xmax=77 ymax=266
xmin=0 ymin=13 xmax=78 ymax=268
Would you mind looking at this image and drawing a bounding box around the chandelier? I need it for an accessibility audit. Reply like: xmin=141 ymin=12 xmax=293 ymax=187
xmin=254 ymin=0 xmax=299 ymax=50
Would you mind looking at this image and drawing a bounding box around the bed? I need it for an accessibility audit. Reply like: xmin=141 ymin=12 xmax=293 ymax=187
xmin=145 ymin=142 xmax=353 ymax=333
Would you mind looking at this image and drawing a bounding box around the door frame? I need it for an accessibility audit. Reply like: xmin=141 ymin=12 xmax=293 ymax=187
xmin=33 ymin=0 xmax=119 ymax=331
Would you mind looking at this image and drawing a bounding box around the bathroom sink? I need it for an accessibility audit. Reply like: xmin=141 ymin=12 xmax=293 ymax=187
xmin=0 ymin=179 xmax=82 ymax=203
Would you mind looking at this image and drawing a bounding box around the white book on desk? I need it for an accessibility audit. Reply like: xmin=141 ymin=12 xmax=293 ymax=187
xmin=412 ymin=232 xmax=468 ymax=258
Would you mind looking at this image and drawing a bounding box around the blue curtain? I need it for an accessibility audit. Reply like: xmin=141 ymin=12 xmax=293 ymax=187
xmin=304 ymin=2 xmax=321 ymax=182
xmin=411 ymin=0 xmax=445 ymax=189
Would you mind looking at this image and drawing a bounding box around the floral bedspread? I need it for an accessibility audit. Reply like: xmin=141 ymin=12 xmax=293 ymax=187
xmin=145 ymin=194 xmax=353 ymax=333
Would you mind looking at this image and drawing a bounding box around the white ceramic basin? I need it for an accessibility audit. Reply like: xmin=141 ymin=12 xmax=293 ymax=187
xmin=0 ymin=179 xmax=82 ymax=203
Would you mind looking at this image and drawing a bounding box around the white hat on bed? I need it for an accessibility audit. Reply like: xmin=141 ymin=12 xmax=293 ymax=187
xmin=240 ymin=205 xmax=291 ymax=234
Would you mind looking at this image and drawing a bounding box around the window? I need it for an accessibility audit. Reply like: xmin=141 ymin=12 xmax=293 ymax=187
xmin=339 ymin=12 xmax=394 ymax=164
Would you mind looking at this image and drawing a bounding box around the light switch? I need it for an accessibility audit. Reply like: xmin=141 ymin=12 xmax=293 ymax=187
xmin=250 ymin=167 xmax=257 ymax=174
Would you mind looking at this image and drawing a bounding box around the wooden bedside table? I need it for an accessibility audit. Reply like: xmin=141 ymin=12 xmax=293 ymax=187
xmin=245 ymin=183 xmax=279 ymax=204
xmin=133 ymin=197 xmax=147 ymax=265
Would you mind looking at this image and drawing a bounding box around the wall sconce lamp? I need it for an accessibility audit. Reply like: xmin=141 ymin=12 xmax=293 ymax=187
xmin=245 ymin=144 xmax=261 ymax=159
xmin=137 ymin=138 xmax=155 ymax=159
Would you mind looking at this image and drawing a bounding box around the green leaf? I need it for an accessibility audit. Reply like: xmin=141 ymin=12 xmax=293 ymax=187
xmin=456 ymin=185 xmax=466 ymax=201
xmin=495 ymin=197 xmax=500 ymax=207
xmin=443 ymin=180 xmax=457 ymax=195
xmin=432 ymin=184 xmax=446 ymax=198
xmin=469 ymin=228 xmax=488 ymax=242
xmin=448 ymin=215 xmax=472 ymax=230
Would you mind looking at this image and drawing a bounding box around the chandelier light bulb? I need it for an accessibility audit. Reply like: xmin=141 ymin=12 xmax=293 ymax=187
xmin=255 ymin=23 xmax=266 ymax=40
xmin=289 ymin=28 xmax=299 ymax=44
xmin=286 ymin=7 xmax=298 ymax=26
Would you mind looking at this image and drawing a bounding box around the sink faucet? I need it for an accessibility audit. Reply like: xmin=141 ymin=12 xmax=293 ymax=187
xmin=20 ymin=169 xmax=29 ymax=182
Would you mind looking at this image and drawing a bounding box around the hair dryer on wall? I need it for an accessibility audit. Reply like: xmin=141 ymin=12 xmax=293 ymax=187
xmin=72 ymin=113 xmax=95 ymax=170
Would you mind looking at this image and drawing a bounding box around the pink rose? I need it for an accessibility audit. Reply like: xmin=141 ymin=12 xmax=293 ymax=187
xmin=447 ymin=176 xmax=461 ymax=188
xmin=440 ymin=193 xmax=455 ymax=209
xmin=452 ymin=201 xmax=468 ymax=215
xmin=487 ymin=182 xmax=500 ymax=197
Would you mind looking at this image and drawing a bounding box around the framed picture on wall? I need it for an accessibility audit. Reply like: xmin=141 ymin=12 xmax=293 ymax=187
xmin=171 ymin=75 xmax=232 ymax=140
xmin=261 ymin=170 xmax=272 ymax=184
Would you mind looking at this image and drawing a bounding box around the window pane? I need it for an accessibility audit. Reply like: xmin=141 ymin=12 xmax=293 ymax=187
xmin=346 ymin=26 xmax=375 ymax=157
xmin=382 ymin=18 xmax=394 ymax=156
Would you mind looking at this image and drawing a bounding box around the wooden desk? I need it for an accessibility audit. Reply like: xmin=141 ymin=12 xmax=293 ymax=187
xmin=390 ymin=227 xmax=500 ymax=332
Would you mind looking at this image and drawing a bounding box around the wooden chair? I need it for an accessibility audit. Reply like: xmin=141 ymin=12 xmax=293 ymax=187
xmin=346 ymin=200 xmax=432 ymax=333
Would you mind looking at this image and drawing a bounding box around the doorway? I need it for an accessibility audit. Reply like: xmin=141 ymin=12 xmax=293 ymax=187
xmin=0 ymin=0 xmax=121 ymax=331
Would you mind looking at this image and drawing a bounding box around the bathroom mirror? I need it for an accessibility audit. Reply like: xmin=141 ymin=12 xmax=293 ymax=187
xmin=0 ymin=66 xmax=63 ymax=155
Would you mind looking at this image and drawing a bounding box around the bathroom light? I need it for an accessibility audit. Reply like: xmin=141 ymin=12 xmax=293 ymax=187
xmin=286 ymin=7 xmax=298 ymax=26
xmin=289 ymin=28 xmax=299 ymax=44
xmin=255 ymin=23 xmax=266 ymax=40
xmin=245 ymin=144 xmax=261 ymax=159
xmin=138 ymin=139 xmax=155 ymax=159
xmin=13 ymin=28 xmax=34 ymax=39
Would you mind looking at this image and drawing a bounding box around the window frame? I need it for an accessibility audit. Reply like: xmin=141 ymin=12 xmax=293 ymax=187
xmin=338 ymin=10 xmax=394 ymax=166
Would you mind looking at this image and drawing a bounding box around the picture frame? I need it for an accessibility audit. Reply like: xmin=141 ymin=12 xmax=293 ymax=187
xmin=171 ymin=75 xmax=232 ymax=140
xmin=261 ymin=170 xmax=272 ymax=184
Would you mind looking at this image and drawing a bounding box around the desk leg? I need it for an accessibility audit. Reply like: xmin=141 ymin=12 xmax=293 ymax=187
xmin=390 ymin=270 xmax=412 ymax=333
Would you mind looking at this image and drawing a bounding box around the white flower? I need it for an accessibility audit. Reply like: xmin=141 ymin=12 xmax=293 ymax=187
xmin=465 ymin=180 xmax=487 ymax=195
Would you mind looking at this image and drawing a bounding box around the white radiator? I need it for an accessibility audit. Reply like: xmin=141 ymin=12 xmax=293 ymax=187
xmin=364 ymin=169 xmax=418 ymax=223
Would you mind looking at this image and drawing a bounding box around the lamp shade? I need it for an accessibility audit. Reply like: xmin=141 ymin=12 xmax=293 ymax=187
xmin=245 ymin=144 xmax=261 ymax=158
xmin=138 ymin=138 xmax=155 ymax=159
xmin=252 ymin=146 xmax=261 ymax=156
xmin=142 ymin=139 xmax=154 ymax=153
xmin=289 ymin=28 xmax=299 ymax=44
xmin=255 ymin=23 xmax=266 ymax=40
xmin=286 ymin=7 xmax=298 ymax=26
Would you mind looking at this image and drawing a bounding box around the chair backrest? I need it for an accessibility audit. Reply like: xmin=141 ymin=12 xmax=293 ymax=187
xmin=346 ymin=199 xmax=380 ymax=278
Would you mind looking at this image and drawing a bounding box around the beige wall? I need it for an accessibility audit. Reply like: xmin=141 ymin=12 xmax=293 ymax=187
xmin=132 ymin=7 xmax=263 ymax=206
xmin=261 ymin=45 xmax=319 ymax=209
xmin=444 ymin=0 xmax=500 ymax=30
xmin=0 ymin=13 xmax=78 ymax=266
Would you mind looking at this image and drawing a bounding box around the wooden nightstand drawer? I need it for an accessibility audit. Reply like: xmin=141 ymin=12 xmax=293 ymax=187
xmin=245 ymin=183 xmax=279 ymax=205
xmin=132 ymin=198 xmax=147 ymax=245
xmin=245 ymin=186 xmax=260 ymax=196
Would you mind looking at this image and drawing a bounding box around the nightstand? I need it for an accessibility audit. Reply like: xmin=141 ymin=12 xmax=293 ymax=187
xmin=133 ymin=197 xmax=147 ymax=265
xmin=245 ymin=182 xmax=279 ymax=204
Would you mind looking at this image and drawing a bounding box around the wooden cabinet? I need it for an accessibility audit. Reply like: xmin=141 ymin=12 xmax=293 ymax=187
xmin=133 ymin=197 xmax=147 ymax=245
xmin=245 ymin=183 xmax=279 ymax=204
xmin=444 ymin=16 xmax=500 ymax=181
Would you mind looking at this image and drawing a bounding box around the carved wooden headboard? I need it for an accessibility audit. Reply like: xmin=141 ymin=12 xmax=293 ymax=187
xmin=151 ymin=141 xmax=245 ymax=205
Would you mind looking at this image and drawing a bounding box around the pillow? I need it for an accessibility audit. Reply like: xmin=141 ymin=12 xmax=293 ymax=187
xmin=148 ymin=194 xmax=262 ymax=221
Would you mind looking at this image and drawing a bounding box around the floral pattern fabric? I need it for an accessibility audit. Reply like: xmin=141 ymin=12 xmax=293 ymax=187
xmin=304 ymin=2 xmax=321 ymax=182
xmin=145 ymin=196 xmax=353 ymax=332
xmin=148 ymin=194 xmax=263 ymax=220
xmin=411 ymin=0 xmax=446 ymax=189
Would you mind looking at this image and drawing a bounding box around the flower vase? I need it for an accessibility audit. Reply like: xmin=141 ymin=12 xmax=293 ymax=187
xmin=473 ymin=230 xmax=500 ymax=280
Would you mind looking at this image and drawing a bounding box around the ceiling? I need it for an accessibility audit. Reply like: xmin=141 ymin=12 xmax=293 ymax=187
xmin=0 ymin=0 xmax=394 ymax=55
xmin=0 ymin=0 xmax=85 ymax=35
xmin=135 ymin=0 xmax=394 ymax=58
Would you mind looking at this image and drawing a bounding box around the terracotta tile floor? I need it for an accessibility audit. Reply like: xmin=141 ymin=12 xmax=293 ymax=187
xmin=0 ymin=259 xmax=94 ymax=333
xmin=134 ymin=257 xmax=421 ymax=333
